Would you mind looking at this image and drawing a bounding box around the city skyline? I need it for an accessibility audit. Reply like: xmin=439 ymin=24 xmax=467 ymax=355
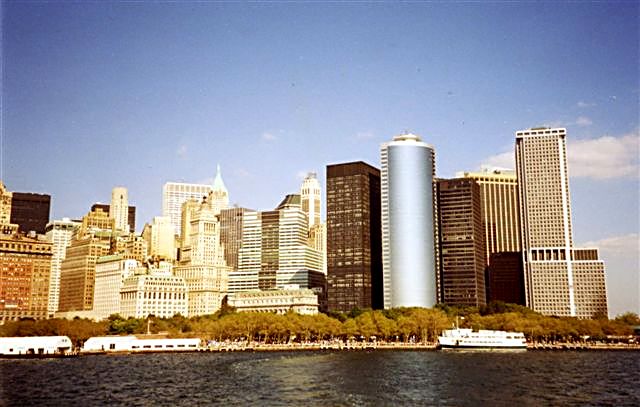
xmin=2 ymin=3 xmax=638 ymax=315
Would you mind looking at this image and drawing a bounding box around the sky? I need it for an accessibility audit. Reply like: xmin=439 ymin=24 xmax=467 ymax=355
xmin=2 ymin=2 xmax=638 ymax=316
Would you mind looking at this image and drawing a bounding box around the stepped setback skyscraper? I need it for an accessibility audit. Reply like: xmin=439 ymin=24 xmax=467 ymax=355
xmin=381 ymin=133 xmax=437 ymax=308
xmin=516 ymin=127 xmax=607 ymax=318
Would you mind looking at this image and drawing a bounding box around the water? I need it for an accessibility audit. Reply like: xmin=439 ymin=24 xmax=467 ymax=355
xmin=1 ymin=350 xmax=638 ymax=406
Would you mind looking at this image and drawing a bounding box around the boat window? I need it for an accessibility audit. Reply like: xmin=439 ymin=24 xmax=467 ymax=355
xmin=143 ymin=345 xmax=151 ymax=349
xmin=155 ymin=345 xmax=163 ymax=348
xmin=166 ymin=345 xmax=174 ymax=348
xmin=188 ymin=344 xmax=197 ymax=347
xmin=177 ymin=345 xmax=185 ymax=347
xmin=132 ymin=346 xmax=139 ymax=349
xmin=110 ymin=344 xmax=116 ymax=350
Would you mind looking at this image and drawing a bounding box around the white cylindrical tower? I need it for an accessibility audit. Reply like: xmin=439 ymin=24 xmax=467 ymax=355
xmin=381 ymin=133 xmax=437 ymax=308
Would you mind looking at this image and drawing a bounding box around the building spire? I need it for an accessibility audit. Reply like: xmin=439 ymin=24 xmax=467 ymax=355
xmin=213 ymin=164 xmax=227 ymax=192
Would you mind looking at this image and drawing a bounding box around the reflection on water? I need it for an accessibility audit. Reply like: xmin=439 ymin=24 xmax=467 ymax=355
xmin=1 ymin=351 xmax=638 ymax=406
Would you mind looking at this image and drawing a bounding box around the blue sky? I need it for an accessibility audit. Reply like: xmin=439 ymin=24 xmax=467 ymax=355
xmin=2 ymin=2 xmax=638 ymax=315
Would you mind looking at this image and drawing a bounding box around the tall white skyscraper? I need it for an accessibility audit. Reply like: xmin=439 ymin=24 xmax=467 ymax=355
xmin=45 ymin=218 xmax=80 ymax=314
xmin=162 ymin=183 xmax=213 ymax=236
xmin=516 ymin=127 xmax=607 ymax=318
xmin=301 ymin=173 xmax=326 ymax=274
xmin=109 ymin=187 xmax=129 ymax=233
xmin=301 ymin=173 xmax=321 ymax=228
xmin=381 ymin=133 xmax=437 ymax=309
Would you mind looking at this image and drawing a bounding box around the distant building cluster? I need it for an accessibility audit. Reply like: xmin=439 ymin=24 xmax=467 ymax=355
xmin=0 ymin=127 xmax=609 ymax=322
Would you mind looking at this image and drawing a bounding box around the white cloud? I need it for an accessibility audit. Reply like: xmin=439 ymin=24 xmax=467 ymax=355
xmin=176 ymin=145 xmax=188 ymax=158
xmin=481 ymin=151 xmax=515 ymax=170
xmin=575 ymin=116 xmax=593 ymax=126
xmin=568 ymin=131 xmax=639 ymax=179
xmin=579 ymin=233 xmax=640 ymax=315
xmin=582 ymin=233 xmax=640 ymax=256
xmin=480 ymin=130 xmax=639 ymax=180
xmin=261 ymin=132 xmax=277 ymax=142
xmin=577 ymin=101 xmax=596 ymax=108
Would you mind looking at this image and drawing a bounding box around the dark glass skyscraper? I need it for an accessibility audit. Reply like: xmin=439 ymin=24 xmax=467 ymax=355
xmin=436 ymin=178 xmax=486 ymax=307
xmin=10 ymin=192 xmax=51 ymax=234
xmin=326 ymin=161 xmax=382 ymax=311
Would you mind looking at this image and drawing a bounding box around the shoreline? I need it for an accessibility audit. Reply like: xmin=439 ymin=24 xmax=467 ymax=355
xmin=3 ymin=342 xmax=638 ymax=359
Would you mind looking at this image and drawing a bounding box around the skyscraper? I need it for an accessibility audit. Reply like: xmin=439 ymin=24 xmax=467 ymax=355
xmin=162 ymin=182 xmax=213 ymax=236
xmin=459 ymin=168 xmax=521 ymax=264
xmin=10 ymin=192 xmax=51 ymax=234
xmin=174 ymin=195 xmax=230 ymax=316
xmin=381 ymin=133 xmax=437 ymax=308
xmin=109 ymin=187 xmax=129 ymax=233
xmin=301 ymin=173 xmax=321 ymax=228
xmin=141 ymin=216 xmax=176 ymax=261
xmin=300 ymin=173 xmax=326 ymax=274
xmin=326 ymin=162 xmax=383 ymax=312
xmin=232 ymin=195 xmax=325 ymax=304
xmin=436 ymin=178 xmax=486 ymax=307
xmin=516 ymin=127 xmax=608 ymax=318
xmin=45 ymin=218 xmax=80 ymax=314
xmin=219 ymin=207 xmax=252 ymax=271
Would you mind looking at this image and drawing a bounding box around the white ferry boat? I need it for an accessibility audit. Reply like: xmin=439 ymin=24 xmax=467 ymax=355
xmin=438 ymin=328 xmax=527 ymax=350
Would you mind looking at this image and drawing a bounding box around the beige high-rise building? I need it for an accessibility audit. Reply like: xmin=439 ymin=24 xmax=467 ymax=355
xmin=57 ymin=235 xmax=111 ymax=312
xmin=78 ymin=207 xmax=115 ymax=238
xmin=174 ymin=196 xmax=230 ymax=316
xmin=459 ymin=168 xmax=521 ymax=264
xmin=516 ymin=127 xmax=608 ymax=318
xmin=109 ymin=187 xmax=129 ymax=233
xmin=45 ymin=218 xmax=80 ymax=314
xmin=93 ymin=254 xmax=139 ymax=320
xmin=142 ymin=216 xmax=176 ymax=261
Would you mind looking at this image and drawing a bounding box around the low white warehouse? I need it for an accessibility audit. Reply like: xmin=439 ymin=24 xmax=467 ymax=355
xmin=0 ymin=336 xmax=73 ymax=356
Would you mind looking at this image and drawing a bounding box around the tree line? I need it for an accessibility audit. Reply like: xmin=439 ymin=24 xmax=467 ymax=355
xmin=1 ymin=302 xmax=638 ymax=347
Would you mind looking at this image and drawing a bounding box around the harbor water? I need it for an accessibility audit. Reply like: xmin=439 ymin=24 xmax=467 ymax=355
xmin=1 ymin=350 xmax=638 ymax=406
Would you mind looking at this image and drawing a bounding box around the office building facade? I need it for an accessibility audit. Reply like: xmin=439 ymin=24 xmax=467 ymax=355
xmin=459 ymin=168 xmax=521 ymax=264
xmin=109 ymin=187 xmax=130 ymax=232
xmin=0 ymin=233 xmax=52 ymax=321
xmin=10 ymin=192 xmax=51 ymax=234
xmin=162 ymin=182 xmax=213 ymax=236
xmin=326 ymin=161 xmax=383 ymax=311
xmin=45 ymin=218 xmax=80 ymax=314
xmin=381 ymin=133 xmax=437 ymax=308
xmin=516 ymin=127 xmax=608 ymax=318
xmin=91 ymin=203 xmax=136 ymax=233
xmin=436 ymin=178 xmax=486 ymax=307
